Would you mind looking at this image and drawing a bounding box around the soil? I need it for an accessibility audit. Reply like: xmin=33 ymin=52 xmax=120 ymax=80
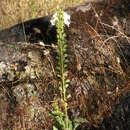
xmin=0 ymin=0 xmax=130 ymax=130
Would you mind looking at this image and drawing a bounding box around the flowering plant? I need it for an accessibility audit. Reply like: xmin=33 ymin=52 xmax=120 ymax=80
xmin=50 ymin=11 xmax=71 ymax=27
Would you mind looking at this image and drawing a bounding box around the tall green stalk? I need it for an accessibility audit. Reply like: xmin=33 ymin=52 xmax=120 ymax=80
xmin=56 ymin=10 xmax=69 ymax=129
xmin=50 ymin=9 xmax=87 ymax=130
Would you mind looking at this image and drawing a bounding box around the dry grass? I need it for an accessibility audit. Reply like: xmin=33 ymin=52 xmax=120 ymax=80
xmin=0 ymin=0 xmax=90 ymax=30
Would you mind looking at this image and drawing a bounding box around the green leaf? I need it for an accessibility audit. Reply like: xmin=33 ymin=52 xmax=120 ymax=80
xmin=63 ymin=64 xmax=68 ymax=69
xmin=63 ymin=71 xmax=68 ymax=77
xmin=59 ymin=86 xmax=62 ymax=92
xmin=73 ymin=123 xmax=80 ymax=130
xmin=55 ymin=116 xmax=64 ymax=126
xmin=64 ymin=54 xmax=68 ymax=58
xmin=64 ymin=59 xmax=69 ymax=64
xmin=65 ymin=79 xmax=70 ymax=83
xmin=68 ymin=120 xmax=73 ymax=130
xmin=51 ymin=110 xmax=64 ymax=117
xmin=67 ymin=94 xmax=71 ymax=99
xmin=56 ymin=66 xmax=61 ymax=71
xmin=74 ymin=117 xmax=88 ymax=124
xmin=53 ymin=126 xmax=58 ymax=130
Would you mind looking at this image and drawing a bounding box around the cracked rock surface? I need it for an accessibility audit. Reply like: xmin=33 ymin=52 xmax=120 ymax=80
xmin=0 ymin=0 xmax=130 ymax=130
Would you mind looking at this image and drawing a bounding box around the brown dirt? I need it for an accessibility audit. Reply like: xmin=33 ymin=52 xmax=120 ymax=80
xmin=0 ymin=0 xmax=130 ymax=130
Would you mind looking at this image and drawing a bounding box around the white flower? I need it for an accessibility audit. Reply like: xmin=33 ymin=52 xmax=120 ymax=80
xmin=64 ymin=12 xmax=71 ymax=27
xmin=50 ymin=13 xmax=57 ymax=26
xmin=50 ymin=11 xmax=71 ymax=27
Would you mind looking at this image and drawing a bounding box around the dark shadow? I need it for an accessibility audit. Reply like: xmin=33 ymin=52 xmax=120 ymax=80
xmin=0 ymin=15 xmax=57 ymax=44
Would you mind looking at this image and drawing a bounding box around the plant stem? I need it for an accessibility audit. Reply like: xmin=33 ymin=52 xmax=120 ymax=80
xmin=57 ymin=10 xmax=69 ymax=129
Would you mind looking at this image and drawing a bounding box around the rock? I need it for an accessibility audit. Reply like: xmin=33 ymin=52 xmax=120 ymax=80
xmin=0 ymin=0 xmax=130 ymax=129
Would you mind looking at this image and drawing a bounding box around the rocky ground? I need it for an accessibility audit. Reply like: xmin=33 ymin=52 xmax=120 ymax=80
xmin=0 ymin=0 xmax=130 ymax=130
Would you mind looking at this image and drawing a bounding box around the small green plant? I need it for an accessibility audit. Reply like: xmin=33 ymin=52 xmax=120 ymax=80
xmin=52 ymin=9 xmax=70 ymax=130
xmin=50 ymin=9 xmax=88 ymax=130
